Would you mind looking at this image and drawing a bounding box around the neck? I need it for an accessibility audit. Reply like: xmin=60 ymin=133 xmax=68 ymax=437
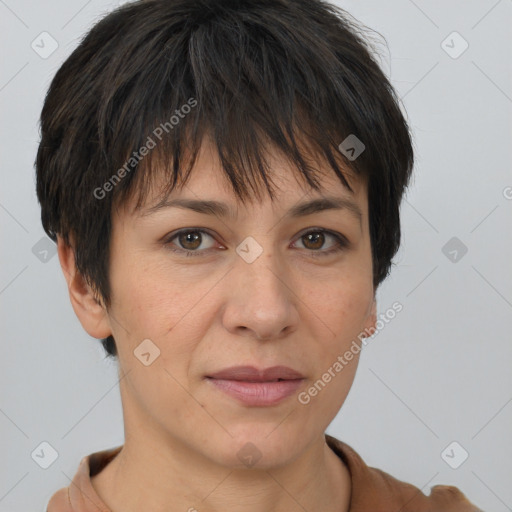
xmin=91 ymin=373 xmax=351 ymax=512
xmin=91 ymin=429 xmax=351 ymax=512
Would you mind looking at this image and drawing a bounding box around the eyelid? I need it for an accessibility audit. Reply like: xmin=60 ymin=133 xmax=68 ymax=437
xmin=291 ymin=227 xmax=350 ymax=256
xmin=293 ymin=226 xmax=350 ymax=245
xmin=163 ymin=226 xmax=350 ymax=256
xmin=162 ymin=227 xmax=223 ymax=249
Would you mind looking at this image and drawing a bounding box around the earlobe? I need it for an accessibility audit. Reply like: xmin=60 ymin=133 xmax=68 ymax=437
xmin=363 ymin=297 xmax=377 ymax=337
xmin=57 ymin=236 xmax=112 ymax=339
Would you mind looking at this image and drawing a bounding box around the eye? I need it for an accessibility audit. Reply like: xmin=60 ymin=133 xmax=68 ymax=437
xmin=163 ymin=229 xmax=220 ymax=257
xmin=163 ymin=227 xmax=349 ymax=258
xmin=292 ymin=228 xmax=349 ymax=257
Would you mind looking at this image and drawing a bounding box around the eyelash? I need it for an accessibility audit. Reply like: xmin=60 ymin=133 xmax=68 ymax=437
xmin=163 ymin=228 xmax=349 ymax=258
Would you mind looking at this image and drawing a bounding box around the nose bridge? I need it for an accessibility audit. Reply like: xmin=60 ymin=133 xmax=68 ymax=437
xmin=236 ymin=234 xmax=287 ymax=303
xmin=223 ymin=234 xmax=298 ymax=340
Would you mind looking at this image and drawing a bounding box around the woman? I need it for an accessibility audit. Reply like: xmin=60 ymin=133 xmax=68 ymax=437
xmin=37 ymin=0 xmax=483 ymax=510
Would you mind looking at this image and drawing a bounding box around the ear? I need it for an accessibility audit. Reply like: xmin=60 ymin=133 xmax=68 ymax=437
xmin=362 ymin=296 xmax=377 ymax=337
xmin=57 ymin=235 xmax=112 ymax=339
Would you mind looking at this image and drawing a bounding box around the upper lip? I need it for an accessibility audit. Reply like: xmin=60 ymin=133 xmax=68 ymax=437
xmin=206 ymin=365 xmax=304 ymax=382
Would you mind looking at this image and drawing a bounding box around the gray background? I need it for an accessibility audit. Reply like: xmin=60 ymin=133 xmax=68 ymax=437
xmin=1 ymin=0 xmax=511 ymax=510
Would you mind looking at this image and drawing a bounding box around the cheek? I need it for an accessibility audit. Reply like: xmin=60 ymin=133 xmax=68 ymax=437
xmin=121 ymin=358 xmax=202 ymax=434
xmin=110 ymin=254 xmax=199 ymax=335
xmin=109 ymin=256 xmax=216 ymax=383
xmin=305 ymin=272 xmax=373 ymax=345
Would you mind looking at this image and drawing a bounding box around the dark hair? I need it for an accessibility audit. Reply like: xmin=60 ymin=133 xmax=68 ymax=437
xmin=35 ymin=0 xmax=414 ymax=358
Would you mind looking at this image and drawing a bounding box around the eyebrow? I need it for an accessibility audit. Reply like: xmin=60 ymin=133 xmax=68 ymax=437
xmin=139 ymin=196 xmax=363 ymax=225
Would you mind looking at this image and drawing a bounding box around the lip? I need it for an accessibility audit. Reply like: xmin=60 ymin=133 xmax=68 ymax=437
xmin=206 ymin=365 xmax=305 ymax=381
xmin=205 ymin=365 xmax=305 ymax=407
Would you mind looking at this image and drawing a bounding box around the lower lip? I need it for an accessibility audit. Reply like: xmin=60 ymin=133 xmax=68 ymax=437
xmin=206 ymin=378 xmax=304 ymax=406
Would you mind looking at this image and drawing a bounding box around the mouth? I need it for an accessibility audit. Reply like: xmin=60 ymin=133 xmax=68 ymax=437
xmin=205 ymin=365 xmax=305 ymax=406
xmin=206 ymin=365 xmax=305 ymax=382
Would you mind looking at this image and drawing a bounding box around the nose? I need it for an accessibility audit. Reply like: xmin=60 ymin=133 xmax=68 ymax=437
xmin=221 ymin=248 xmax=299 ymax=341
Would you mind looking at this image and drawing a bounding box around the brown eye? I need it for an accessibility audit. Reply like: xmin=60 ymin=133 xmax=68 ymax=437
xmin=302 ymin=232 xmax=325 ymax=250
xmin=293 ymin=229 xmax=349 ymax=257
xmin=164 ymin=229 xmax=218 ymax=256
xmin=178 ymin=231 xmax=202 ymax=250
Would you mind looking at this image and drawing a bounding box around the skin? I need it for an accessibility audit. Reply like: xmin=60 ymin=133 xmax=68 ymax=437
xmin=57 ymin=135 xmax=377 ymax=512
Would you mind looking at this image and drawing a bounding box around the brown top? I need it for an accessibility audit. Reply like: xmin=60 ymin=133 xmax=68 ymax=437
xmin=46 ymin=434 xmax=484 ymax=511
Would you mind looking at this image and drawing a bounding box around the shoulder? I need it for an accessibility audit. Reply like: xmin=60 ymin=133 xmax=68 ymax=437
xmin=46 ymin=487 xmax=71 ymax=512
xmin=325 ymin=434 xmax=484 ymax=512
xmin=428 ymin=484 xmax=484 ymax=511
xmin=45 ymin=446 xmax=122 ymax=512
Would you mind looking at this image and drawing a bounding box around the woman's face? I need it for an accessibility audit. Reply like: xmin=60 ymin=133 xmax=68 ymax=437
xmin=104 ymin=136 xmax=376 ymax=468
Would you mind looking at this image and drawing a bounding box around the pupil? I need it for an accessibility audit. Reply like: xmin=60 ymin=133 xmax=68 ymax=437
xmin=306 ymin=232 xmax=323 ymax=249
xmin=181 ymin=232 xmax=200 ymax=249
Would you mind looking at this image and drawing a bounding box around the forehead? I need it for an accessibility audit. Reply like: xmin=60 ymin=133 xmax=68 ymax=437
xmin=121 ymin=135 xmax=367 ymax=220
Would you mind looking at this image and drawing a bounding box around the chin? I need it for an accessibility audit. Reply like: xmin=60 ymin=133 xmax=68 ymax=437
xmin=207 ymin=424 xmax=306 ymax=470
